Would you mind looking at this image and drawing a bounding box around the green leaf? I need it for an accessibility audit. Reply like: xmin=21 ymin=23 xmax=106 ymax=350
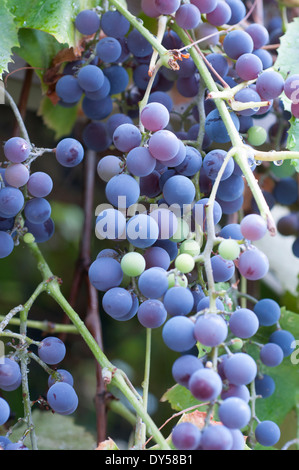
xmin=0 ymin=0 xmax=19 ymax=77
xmin=160 ymin=384 xmax=204 ymax=412
xmin=38 ymin=96 xmax=80 ymax=140
xmin=7 ymin=0 xmax=98 ymax=47
xmin=13 ymin=28 xmax=65 ymax=83
xmin=10 ymin=409 xmax=96 ymax=450
xmin=275 ymin=17 xmax=299 ymax=171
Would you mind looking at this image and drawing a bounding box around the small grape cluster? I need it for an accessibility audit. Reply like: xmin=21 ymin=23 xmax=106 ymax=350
xmin=0 ymin=135 xmax=85 ymax=258
xmin=0 ymin=336 xmax=76 ymax=450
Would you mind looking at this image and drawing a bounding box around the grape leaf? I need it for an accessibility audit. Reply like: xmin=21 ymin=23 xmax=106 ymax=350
xmin=275 ymin=17 xmax=299 ymax=171
xmin=38 ymin=96 xmax=80 ymax=140
xmin=7 ymin=0 xmax=98 ymax=47
xmin=160 ymin=383 xmax=205 ymax=412
xmin=12 ymin=28 xmax=65 ymax=84
xmin=9 ymin=409 xmax=96 ymax=450
xmin=0 ymin=1 xmax=19 ymax=77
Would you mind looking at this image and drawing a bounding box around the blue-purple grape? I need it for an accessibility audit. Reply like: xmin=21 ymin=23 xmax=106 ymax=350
xmin=137 ymin=299 xmax=167 ymax=328
xmin=38 ymin=336 xmax=66 ymax=365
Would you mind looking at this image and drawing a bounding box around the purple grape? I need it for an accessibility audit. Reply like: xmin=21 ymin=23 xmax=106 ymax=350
xmin=77 ymin=64 xmax=104 ymax=92
xmin=206 ymin=1 xmax=232 ymax=26
xmin=149 ymin=130 xmax=180 ymax=162
xmin=240 ymin=214 xmax=267 ymax=241
xmin=284 ymin=73 xmax=299 ymax=101
xmin=219 ymin=223 xmax=243 ymax=240
xmin=105 ymin=174 xmax=140 ymax=208
xmin=260 ymin=343 xmax=284 ymax=367
xmin=268 ymin=329 xmax=295 ymax=357
xmin=224 ymin=353 xmax=257 ymax=386
xmin=238 ymin=247 xmax=269 ymax=281
xmin=163 ymin=287 xmax=194 ymax=316
xmin=96 ymin=37 xmax=122 ymax=63
xmin=89 ymin=257 xmax=123 ymax=292
xmin=234 ymin=87 xmax=262 ymax=116
xmin=4 ymin=137 xmax=31 ymax=163
xmin=38 ymin=336 xmax=66 ymax=365
xmin=203 ymin=149 xmax=234 ymax=181
xmin=97 ymin=156 xmax=122 ymax=183
xmin=163 ymin=175 xmax=195 ymax=207
xmin=172 ymin=422 xmax=201 ymax=450
xmin=138 ymin=267 xmax=169 ymax=299
xmin=206 ymin=53 xmax=229 ymax=80
xmin=175 ymin=4 xmax=201 ymax=29
xmin=0 ymin=398 xmax=10 ymax=426
xmin=218 ymin=397 xmax=251 ymax=429
xmin=225 ymin=0 xmax=246 ymax=25
xmin=256 ymin=70 xmax=285 ymax=100
xmin=48 ymin=369 xmax=74 ymax=388
xmin=82 ymin=95 xmax=113 ymax=121
xmin=140 ymin=103 xmax=169 ymax=132
xmin=127 ymin=29 xmax=153 ymax=58
xmin=253 ymin=299 xmax=281 ymax=326
xmin=137 ymin=299 xmax=167 ymax=328
xmin=190 ymin=0 xmax=217 ymax=13
xmin=246 ymin=24 xmax=269 ymax=49
xmin=194 ymin=313 xmax=228 ymax=347
xmin=126 ymin=147 xmax=156 ymax=177
xmin=201 ymin=425 xmax=233 ymax=450
xmin=211 ymin=255 xmax=235 ymax=282
xmin=189 ymin=368 xmax=222 ymax=401
xmin=197 ymin=296 xmax=224 ymax=312
xmin=221 ymin=384 xmax=250 ymax=403
xmin=113 ymin=124 xmax=142 ymax=153
xmin=177 ymin=75 xmax=200 ymax=98
xmin=83 ymin=121 xmax=112 ymax=152
xmin=24 ymin=198 xmax=51 ymax=224
xmin=27 ymin=172 xmax=53 ymax=197
xmin=85 ymin=76 xmax=111 ymax=100
xmin=143 ymin=246 xmax=170 ymax=270
xmin=75 ymin=9 xmax=100 ymax=35
xmin=100 ymin=11 xmax=130 ymax=38
xmin=47 ymin=382 xmax=78 ymax=415
xmin=55 ymin=138 xmax=84 ymax=167
xmin=253 ymin=49 xmax=273 ymax=69
xmin=5 ymin=164 xmax=29 ymax=188
xmin=236 ymin=53 xmax=263 ymax=81
xmin=103 ymin=65 xmax=129 ymax=95
xmin=126 ymin=214 xmax=159 ymax=249
xmin=229 ymin=308 xmax=259 ymax=339
xmin=55 ymin=75 xmax=83 ymax=103
xmin=162 ymin=316 xmax=196 ymax=352
xmin=102 ymin=287 xmax=133 ymax=319
xmin=255 ymin=421 xmax=280 ymax=447
xmin=0 ymin=358 xmax=21 ymax=388
xmin=175 ymin=146 xmax=202 ymax=177
xmin=149 ymin=207 xmax=178 ymax=239
xmin=24 ymin=218 xmax=55 ymax=243
xmin=255 ymin=374 xmax=275 ymax=398
xmin=0 ymin=187 xmax=24 ymax=217
xmin=0 ymin=232 xmax=14 ymax=258
xmin=172 ymin=355 xmax=204 ymax=388
xmin=223 ymin=30 xmax=254 ymax=60
xmin=155 ymin=0 xmax=181 ymax=15
xmin=142 ymin=0 xmax=161 ymax=17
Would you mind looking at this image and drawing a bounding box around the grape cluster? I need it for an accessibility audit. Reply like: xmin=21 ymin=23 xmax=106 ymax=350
xmin=0 ymin=136 xmax=85 ymax=257
xmin=0 ymin=336 xmax=76 ymax=450
xmin=1 ymin=0 xmax=298 ymax=451
xmin=73 ymin=0 xmax=299 ymax=449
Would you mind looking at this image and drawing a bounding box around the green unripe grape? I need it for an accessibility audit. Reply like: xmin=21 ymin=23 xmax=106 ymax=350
xmin=170 ymin=218 xmax=189 ymax=242
xmin=180 ymin=239 xmax=200 ymax=257
xmin=121 ymin=252 xmax=145 ymax=277
xmin=175 ymin=253 xmax=195 ymax=273
xmin=218 ymin=239 xmax=240 ymax=260
xmin=168 ymin=273 xmax=188 ymax=288
xmin=247 ymin=126 xmax=267 ymax=147
xmin=23 ymin=232 xmax=35 ymax=244
xmin=231 ymin=338 xmax=244 ymax=351
xmin=270 ymin=160 xmax=296 ymax=178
